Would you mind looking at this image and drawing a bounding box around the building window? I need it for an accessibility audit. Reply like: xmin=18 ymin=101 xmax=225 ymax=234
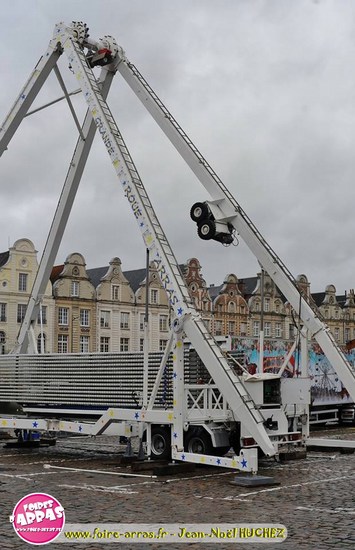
xmin=275 ymin=302 xmax=280 ymax=313
xmin=253 ymin=321 xmax=260 ymax=337
xmin=139 ymin=338 xmax=144 ymax=352
xmin=264 ymin=299 xmax=270 ymax=312
xmin=334 ymin=327 xmax=340 ymax=341
xmin=58 ymin=334 xmax=68 ymax=353
xmin=0 ymin=303 xmax=6 ymax=322
xmin=335 ymin=309 xmax=339 ymax=320
xmin=215 ymin=320 xmax=223 ymax=336
xmin=17 ymin=304 xmax=27 ymax=323
xmin=275 ymin=322 xmax=282 ymax=338
xmin=100 ymin=337 xmax=110 ymax=353
xmin=159 ymin=315 xmax=168 ymax=332
xmin=80 ymin=309 xmax=90 ymax=327
xmin=228 ymin=321 xmax=235 ymax=335
xmin=37 ymin=333 xmax=46 ymax=353
xmin=228 ymin=301 xmax=236 ymax=313
xmin=345 ymin=328 xmax=350 ymax=343
xmin=18 ymin=273 xmax=28 ymax=292
xmin=58 ymin=307 xmax=69 ymax=325
xmin=159 ymin=339 xmax=168 ymax=351
xmin=150 ymin=289 xmax=158 ymax=304
xmin=120 ymin=312 xmax=130 ymax=330
xmin=0 ymin=331 xmax=5 ymax=354
xmin=100 ymin=310 xmax=110 ymax=328
xmin=80 ymin=335 xmax=89 ymax=353
xmin=120 ymin=337 xmax=129 ymax=352
xmin=71 ymin=281 xmax=79 ymax=297
xmin=140 ymin=313 xmax=145 ymax=331
xmin=112 ymin=285 xmax=119 ymax=300
xmin=240 ymin=322 xmax=247 ymax=336
xmin=264 ymin=322 xmax=271 ymax=337
xmin=37 ymin=305 xmax=47 ymax=325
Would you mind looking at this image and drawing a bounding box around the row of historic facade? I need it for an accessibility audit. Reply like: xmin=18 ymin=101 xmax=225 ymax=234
xmin=1 ymin=238 xmax=355 ymax=354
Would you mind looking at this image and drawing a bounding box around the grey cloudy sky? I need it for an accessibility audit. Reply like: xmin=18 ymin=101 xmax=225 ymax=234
xmin=1 ymin=0 xmax=355 ymax=295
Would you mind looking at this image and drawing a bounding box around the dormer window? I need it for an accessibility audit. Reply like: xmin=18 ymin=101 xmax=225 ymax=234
xmin=71 ymin=281 xmax=79 ymax=297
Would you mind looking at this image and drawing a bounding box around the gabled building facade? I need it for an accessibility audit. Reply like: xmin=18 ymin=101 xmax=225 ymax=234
xmin=248 ymin=271 xmax=287 ymax=340
xmin=88 ymin=258 xmax=171 ymax=352
xmin=211 ymin=274 xmax=249 ymax=337
xmin=51 ymin=253 xmax=96 ymax=353
xmin=0 ymin=239 xmax=54 ymax=353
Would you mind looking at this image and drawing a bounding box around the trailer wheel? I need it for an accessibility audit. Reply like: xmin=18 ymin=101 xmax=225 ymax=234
xmin=190 ymin=202 xmax=209 ymax=222
xmin=185 ymin=427 xmax=213 ymax=455
xmin=229 ymin=425 xmax=241 ymax=454
xmin=213 ymin=445 xmax=231 ymax=456
xmin=151 ymin=426 xmax=171 ymax=460
xmin=197 ymin=219 xmax=216 ymax=240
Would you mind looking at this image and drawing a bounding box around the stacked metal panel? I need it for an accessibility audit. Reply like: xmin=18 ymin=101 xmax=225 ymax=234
xmin=0 ymin=352 xmax=188 ymax=411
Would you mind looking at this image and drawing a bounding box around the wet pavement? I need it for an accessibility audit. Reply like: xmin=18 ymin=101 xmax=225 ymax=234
xmin=0 ymin=427 xmax=354 ymax=549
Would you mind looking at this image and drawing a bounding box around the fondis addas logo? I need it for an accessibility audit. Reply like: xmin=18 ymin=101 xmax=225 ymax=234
xmin=10 ymin=492 xmax=65 ymax=545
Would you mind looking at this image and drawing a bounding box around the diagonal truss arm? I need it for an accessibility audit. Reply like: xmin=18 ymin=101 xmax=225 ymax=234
xmin=0 ymin=44 xmax=62 ymax=157
xmin=0 ymin=24 xmax=117 ymax=353
xmin=15 ymin=66 xmax=116 ymax=354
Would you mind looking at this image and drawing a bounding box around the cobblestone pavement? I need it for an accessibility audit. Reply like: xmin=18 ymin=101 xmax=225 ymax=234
xmin=0 ymin=427 xmax=354 ymax=549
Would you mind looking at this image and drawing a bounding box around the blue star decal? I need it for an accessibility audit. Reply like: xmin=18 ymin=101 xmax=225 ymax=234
xmin=134 ymin=412 xmax=140 ymax=420
xmin=21 ymin=94 xmax=26 ymax=100
xmin=181 ymin=454 xmax=185 ymax=461
xmin=173 ymin=432 xmax=178 ymax=439
xmin=78 ymin=425 xmax=83 ymax=432
xmin=216 ymin=458 xmax=221 ymax=465
xmin=140 ymin=221 xmax=144 ymax=227
xmin=32 ymin=421 xmax=38 ymax=428
xmin=177 ymin=307 xmax=183 ymax=316
xmin=173 ymin=372 xmax=177 ymax=379
xmin=241 ymin=458 xmax=248 ymax=468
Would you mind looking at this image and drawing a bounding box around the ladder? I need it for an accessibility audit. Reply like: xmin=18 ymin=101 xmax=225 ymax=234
xmin=0 ymin=22 xmax=275 ymax=457
xmin=63 ymin=33 xmax=274 ymax=454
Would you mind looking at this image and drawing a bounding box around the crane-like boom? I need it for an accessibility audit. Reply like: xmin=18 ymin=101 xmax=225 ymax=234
xmin=113 ymin=48 xmax=355 ymax=403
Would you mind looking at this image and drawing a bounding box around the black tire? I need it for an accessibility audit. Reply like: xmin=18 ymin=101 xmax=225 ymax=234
xmin=197 ymin=219 xmax=216 ymax=240
xmin=185 ymin=427 xmax=213 ymax=455
xmin=229 ymin=424 xmax=241 ymax=454
xmin=190 ymin=202 xmax=209 ymax=222
xmin=150 ymin=426 xmax=171 ymax=460
xmin=213 ymin=446 xmax=231 ymax=457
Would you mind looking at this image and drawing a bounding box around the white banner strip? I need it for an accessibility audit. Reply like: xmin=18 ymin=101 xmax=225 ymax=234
xmin=55 ymin=523 xmax=287 ymax=543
